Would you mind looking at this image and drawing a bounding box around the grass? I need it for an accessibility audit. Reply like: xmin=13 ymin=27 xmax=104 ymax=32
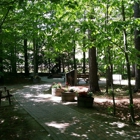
xmin=0 ymin=99 xmax=53 ymax=140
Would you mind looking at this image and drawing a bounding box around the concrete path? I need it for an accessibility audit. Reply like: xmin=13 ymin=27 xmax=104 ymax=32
xmin=13 ymin=77 xmax=135 ymax=140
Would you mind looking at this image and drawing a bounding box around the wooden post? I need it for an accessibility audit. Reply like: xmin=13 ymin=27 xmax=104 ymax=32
xmin=0 ymin=91 xmax=2 ymax=106
xmin=6 ymin=90 xmax=11 ymax=105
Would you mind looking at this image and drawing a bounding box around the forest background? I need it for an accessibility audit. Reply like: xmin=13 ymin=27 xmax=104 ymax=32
xmin=1 ymin=0 xmax=140 ymax=123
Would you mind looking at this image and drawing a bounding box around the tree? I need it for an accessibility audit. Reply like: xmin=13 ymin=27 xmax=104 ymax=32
xmin=105 ymin=0 xmax=113 ymax=92
xmin=122 ymin=0 xmax=135 ymax=123
xmin=134 ymin=0 xmax=140 ymax=91
xmin=24 ymin=39 xmax=29 ymax=76
xmin=89 ymin=46 xmax=100 ymax=92
xmin=0 ymin=1 xmax=13 ymax=84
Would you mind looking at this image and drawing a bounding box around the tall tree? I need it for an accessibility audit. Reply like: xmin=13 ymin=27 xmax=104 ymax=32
xmin=0 ymin=2 xmax=13 ymax=84
xmin=89 ymin=46 xmax=100 ymax=92
xmin=134 ymin=0 xmax=140 ymax=90
xmin=0 ymin=27 xmax=4 ymax=84
xmin=33 ymin=38 xmax=38 ymax=76
xmin=24 ymin=39 xmax=29 ymax=76
xmin=105 ymin=0 xmax=113 ymax=92
xmin=122 ymin=0 xmax=135 ymax=123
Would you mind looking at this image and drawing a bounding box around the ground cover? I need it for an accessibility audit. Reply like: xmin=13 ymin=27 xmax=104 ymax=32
xmin=0 ymin=85 xmax=53 ymax=140
xmin=65 ymin=85 xmax=140 ymax=139
xmin=0 ymin=103 xmax=53 ymax=140
xmin=68 ymin=84 xmax=140 ymax=124
xmin=1 ymin=82 xmax=140 ymax=139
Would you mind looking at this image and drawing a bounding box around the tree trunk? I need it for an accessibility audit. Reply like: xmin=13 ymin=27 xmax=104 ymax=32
xmin=73 ymin=40 xmax=77 ymax=70
xmin=106 ymin=50 xmax=113 ymax=93
xmin=62 ymin=54 xmax=65 ymax=73
xmin=24 ymin=39 xmax=29 ymax=76
xmin=83 ymin=51 xmax=86 ymax=74
xmin=11 ymin=44 xmax=17 ymax=75
xmin=131 ymin=64 xmax=135 ymax=77
xmin=89 ymin=47 xmax=100 ymax=92
xmin=134 ymin=1 xmax=140 ymax=90
xmin=57 ymin=57 xmax=61 ymax=73
xmin=33 ymin=38 xmax=38 ymax=76
xmin=122 ymin=1 xmax=135 ymax=123
xmin=83 ymin=10 xmax=86 ymax=74
xmin=105 ymin=0 xmax=113 ymax=92
xmin=0 ymin=27 xmax=4 ymax=85
xmin=83 ymin=33 xmax=86 ymax=74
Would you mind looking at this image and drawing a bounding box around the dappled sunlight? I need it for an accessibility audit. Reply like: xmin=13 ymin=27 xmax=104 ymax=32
xmin=94 ymin=98 xmax=113 ymax=103
xmin=30 ymin=98 xmax=51 ymax=103
xmin=62 ymin=101 xmax=77 ymax=105
xmin=45 ymin=121 xmax=70 ymax=131
xmin=34 ymin=93 xmax=52 ymax=98
xmin=12 ymin=78 xmax=140 ymax=139
xmin=71 ymin=132 xmax=81 ymax=137
xmin=95 ymin=97 xmax=129 ymax=104
xmin=0 ymin=102 xmax=51 ymax=140
xmin=115 ymin=130 xmax=126 ymax=135
xmin=14 ymin=84 xmax=53 ymax=104
xmin=24 ymin=93 xmax=33 ymax=98
xmin=71 ymin=132 xmax=88 ymax=139
xmin=49 ymin=96 xmax=61 ymax=103
xmin=44 ymin=119 xmax=101 ymax=139
xmin=109 ymin=121 xmax=128 ymax=128
xmin=0 ymin=119 xmax=5 ymax=124
xmin=22 ymin=84 xmax=51 ymax=93
xmin=70 ymin=86 xmax=88 ymax=92
xmin=136 ymin=121 xmax=140 ymax=126
xmin=20 ymin=93 xmax=52 ymax=103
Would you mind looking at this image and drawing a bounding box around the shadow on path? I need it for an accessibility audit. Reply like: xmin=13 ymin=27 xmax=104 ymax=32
xmin=13 ymin=81 xmax=135 ymax=140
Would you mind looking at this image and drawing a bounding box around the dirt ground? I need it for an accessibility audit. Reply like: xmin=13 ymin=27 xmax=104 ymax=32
xmin=1 ymin=83 xmax=140 ymax=139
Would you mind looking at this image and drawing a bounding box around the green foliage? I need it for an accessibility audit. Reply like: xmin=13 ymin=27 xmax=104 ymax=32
xmin=64 ymin=0 xmax=78 ymax=9
xmin=0 ymin=71 xmax=4 ymax=76
xmin=107 ymin=106 xmax=113 ymax=114
xmin=52 ymin=82 xmax=62 ymax=89
xmin=0 ymin=0 xmax=138 ymax=77
xmin=129 ymin=103 xmax=134 ymax=108
xmin=108 ymin=89 xmax=114 ymax=95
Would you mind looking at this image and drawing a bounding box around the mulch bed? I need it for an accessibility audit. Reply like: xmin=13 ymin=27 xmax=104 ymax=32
xmin=94 ymin=95 xmax=140 ymax=123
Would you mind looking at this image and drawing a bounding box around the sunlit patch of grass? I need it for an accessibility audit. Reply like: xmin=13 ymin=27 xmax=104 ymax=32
xmin=135 ymin=121 xmax=140 ymax=126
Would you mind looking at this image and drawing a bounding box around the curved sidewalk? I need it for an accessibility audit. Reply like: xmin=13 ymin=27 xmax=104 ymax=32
xmin=14 ymin=83 xmax=128 ymax=140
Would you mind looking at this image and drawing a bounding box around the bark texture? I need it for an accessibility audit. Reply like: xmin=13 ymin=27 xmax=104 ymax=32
xmin=89 ymin=47 xmax=100 ymax=92
xmin=134 ymin=1 xmax=140 ymax=90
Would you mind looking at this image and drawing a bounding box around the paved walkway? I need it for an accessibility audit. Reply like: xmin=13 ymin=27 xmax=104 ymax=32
xmin=14 ymin=77 xmax=135 ymax=140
